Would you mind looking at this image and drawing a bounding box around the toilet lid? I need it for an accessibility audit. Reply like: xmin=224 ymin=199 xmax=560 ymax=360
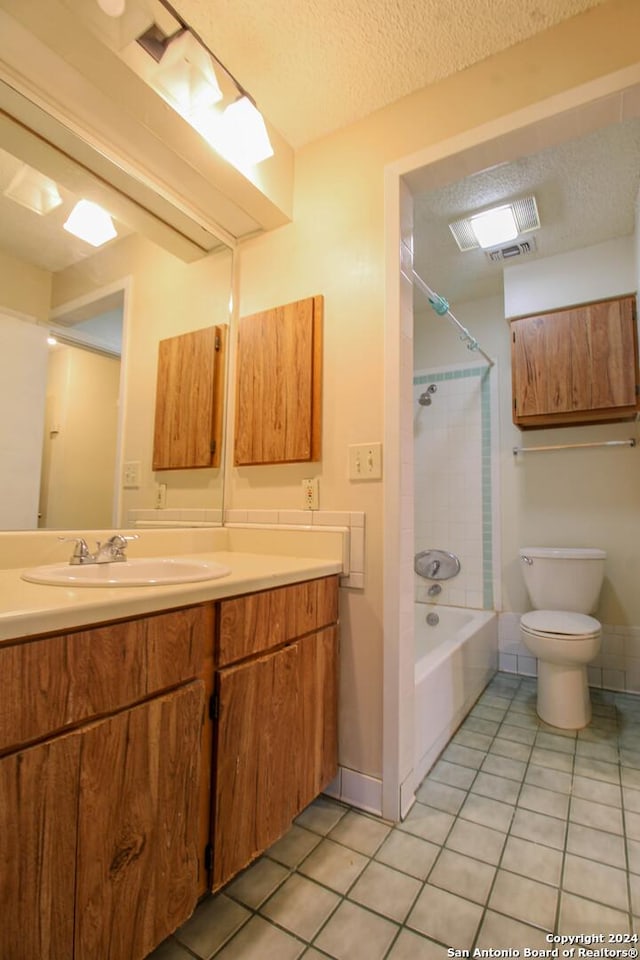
xmin=521 ymin=610 xmax=601 ymax=639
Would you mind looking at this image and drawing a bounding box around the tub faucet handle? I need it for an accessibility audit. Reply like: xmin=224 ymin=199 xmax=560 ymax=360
xmin=520 ymin=555 xmax=533 ymax=565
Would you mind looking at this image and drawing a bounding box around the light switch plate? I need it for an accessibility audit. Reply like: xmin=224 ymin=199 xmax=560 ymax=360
xmin=348 ymin=443 xmax=383 ymax=480
xmin=123 ymin=461 xmax=141 ymax=488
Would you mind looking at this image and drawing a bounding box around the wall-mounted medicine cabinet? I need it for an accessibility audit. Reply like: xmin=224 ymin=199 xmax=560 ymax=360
xmin=511 ymin=294 xmax=639 ymax=428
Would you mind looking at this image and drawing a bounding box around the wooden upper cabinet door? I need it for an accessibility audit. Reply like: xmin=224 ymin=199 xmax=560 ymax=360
xmin=234 ymin=295 xmax=323 ymax=465
xmin=153 ymin=324 xmax=226 ymax=469
xmin=512 ymin=295 xmax=638 ymax=426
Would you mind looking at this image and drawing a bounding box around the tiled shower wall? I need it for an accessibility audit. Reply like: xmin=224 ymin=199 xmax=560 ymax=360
xmin=413 ymin=363 xmax=496 ymax=610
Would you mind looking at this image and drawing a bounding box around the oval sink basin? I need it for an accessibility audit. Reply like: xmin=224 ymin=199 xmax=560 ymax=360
xmin=21 ymin=557 xmax=231 ymax=587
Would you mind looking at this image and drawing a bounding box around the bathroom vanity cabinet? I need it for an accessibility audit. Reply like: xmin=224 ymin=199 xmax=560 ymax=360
xmin=510 ymin=294 xmax=639 ymax=427
xmin=0 ymin=605 xmax=209 ymax=960
xmin=0 ymin=573 xmax=339 ymax=960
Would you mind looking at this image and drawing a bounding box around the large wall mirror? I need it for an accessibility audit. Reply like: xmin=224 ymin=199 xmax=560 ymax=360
xmin=0 ymin=91 xmax=232 ymax=532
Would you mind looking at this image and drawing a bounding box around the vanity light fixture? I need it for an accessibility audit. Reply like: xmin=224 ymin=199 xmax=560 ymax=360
xmin=449 ymin=196 xmax=541 ymax=252
xmin=47 ymin=336 xmax=58 ymax=346
xmin=96 ymin=0 xmax=126 ymax=16
xmin=150 ymin=28 xmax=223 ymax=117
xmin=217 ymin=96 xmax=274 ymax=166
xmin=3 ymin=165 xmax=63 ymax=216
xmin=63 ymin=200 xmax=118 ymax=247
xmin=137 ymin=0 xmax=273 ymax=166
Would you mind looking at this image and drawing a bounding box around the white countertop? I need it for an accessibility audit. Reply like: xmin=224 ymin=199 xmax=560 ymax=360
xmin=0 ymin=550 xmax=342 ymax=643
xmin=0 ymin=526 xmax=347 ymax=643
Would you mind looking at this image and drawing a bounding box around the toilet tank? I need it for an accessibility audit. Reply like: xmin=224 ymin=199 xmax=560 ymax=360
xmin=519 ymin=547 xmax=606 ymax=613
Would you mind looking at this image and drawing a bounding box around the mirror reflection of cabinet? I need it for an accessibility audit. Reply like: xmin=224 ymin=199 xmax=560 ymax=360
xmin=153 ymin=325 xmax=227 ymax=470
xmin=234 ymin=295 xmax=323 ymax=465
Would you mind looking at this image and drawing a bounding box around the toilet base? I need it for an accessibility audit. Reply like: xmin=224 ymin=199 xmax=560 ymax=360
xmin=536 ymin=660 xmax=591 ymax=729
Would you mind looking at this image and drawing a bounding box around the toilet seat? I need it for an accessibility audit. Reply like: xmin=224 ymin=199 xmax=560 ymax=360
xmin=521 ymin=609 xmax=601 ymax=640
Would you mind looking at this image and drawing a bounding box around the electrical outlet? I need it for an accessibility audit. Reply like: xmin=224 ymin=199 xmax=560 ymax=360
xmin=302 ymin=478 xmax=319 ymax=510
xmin=123 ymin=461 xmax=141 ymax=488
xmin=155 ymin=483 xmax=167 ymax=509
xmin=348 ymin=442 xmax=383 ymax=480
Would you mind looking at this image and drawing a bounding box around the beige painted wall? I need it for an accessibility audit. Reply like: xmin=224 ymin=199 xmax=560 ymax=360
xmin=0 ymin=248 xmax=51 ymax=321
xmin=231 ymin=0 xmax=640 ymax=781
xmin=51 ymin=234 xmax=232 ymax=521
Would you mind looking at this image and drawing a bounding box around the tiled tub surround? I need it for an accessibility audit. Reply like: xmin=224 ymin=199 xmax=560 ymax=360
xmin=413 ymin=364 xmax=498 ymax=611
xmin=150 ymin=673 xmax=640 ymax=959
xmin=499 ymin=612 xmax=640 ymax=694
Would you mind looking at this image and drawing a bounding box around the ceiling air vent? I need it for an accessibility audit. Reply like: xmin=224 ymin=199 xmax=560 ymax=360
xmin=485 ymin=236 xmax=538 ymax=263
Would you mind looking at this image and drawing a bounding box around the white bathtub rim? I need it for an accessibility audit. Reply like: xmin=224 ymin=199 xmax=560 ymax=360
xmin=414 ymin=604 xmax=496 ymax=682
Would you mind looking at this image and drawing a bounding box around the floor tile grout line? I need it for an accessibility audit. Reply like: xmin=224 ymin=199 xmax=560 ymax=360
xmin=468 ymin=674 xmax=555 ymax=951
xmin=550 ymin=714 xmax=577 ymax=938
xmin=174 ymin=677 xmax=640 ymax=960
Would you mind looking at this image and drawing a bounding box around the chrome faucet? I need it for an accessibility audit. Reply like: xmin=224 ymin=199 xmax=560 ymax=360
xmin=59 ymin=534 xmax=138 ymax=565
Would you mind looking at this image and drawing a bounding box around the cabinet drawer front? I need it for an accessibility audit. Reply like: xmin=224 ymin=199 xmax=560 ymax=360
xmin=0 ymin=604 xmax=213 ymax=752
xmin=217 ymin=575 xmax=338 ymax=666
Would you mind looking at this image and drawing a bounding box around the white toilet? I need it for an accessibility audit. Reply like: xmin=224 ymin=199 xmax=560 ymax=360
xmin=519 ymin=546 xmax=606 ymax=729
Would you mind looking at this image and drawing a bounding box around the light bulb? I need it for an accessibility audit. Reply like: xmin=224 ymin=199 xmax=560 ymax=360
xmin=97 ymin=0 xmax=126 ymax=16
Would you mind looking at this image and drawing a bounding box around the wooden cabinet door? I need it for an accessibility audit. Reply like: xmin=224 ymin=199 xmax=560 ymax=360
xmin=74 ymin=682 xmax=204 ymax=960
xmin=212 ymin=644 xmax=299 ymax=888
xmin=234 ymin=295 xmax=322 ymax=465
xmin=512 ymin=296 xmax=638 ymax=426
xmin=298 ymin=626 xmax=339 ymax=810
xmin=0 ymin=732 xmax=81 ymax=960
xmin=212 ymin=624 xmax=339 ymax=890
xmin=153 ymin=324 xmax=226 ymax=469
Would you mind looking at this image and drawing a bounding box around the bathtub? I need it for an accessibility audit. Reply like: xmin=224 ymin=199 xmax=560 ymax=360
xmin=414 ymin=603 xmax=498 ymax=788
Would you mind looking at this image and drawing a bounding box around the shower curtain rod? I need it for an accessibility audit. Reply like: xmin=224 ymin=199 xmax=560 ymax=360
xmin=411 ymin=269 xmax=494 ymax=367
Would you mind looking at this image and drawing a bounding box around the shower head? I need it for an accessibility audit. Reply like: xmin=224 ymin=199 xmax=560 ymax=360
xmin=418 ymin=384 xmax=437 ymax=406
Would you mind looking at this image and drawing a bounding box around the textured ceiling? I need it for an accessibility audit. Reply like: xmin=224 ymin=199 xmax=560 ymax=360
xmin=175 ymin=0 xmax=608 ymax=147
xmin=413 ymin=117 xmax=640 ymax=305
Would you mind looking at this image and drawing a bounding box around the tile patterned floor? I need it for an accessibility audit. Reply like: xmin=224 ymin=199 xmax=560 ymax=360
xmin=150 ymin=673 xmax=640 ymax=960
